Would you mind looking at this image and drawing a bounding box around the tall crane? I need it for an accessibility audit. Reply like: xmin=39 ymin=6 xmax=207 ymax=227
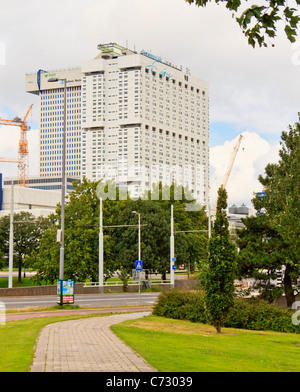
xmin=0 ymin=104 xmax=33 ymax=186
xmin=221 ymin=134 xmax=244 ymax=189
xmin=208 ymin=134 xmax=244 ymax=232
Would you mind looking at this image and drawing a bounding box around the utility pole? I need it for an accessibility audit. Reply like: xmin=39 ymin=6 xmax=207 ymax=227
xmin=99 ymin=197 xmax=104 ymax=293
xmin=170 ymin=205 xmax=175 ymax=288
xmin=132 ymin=211 xmax=141 ymax=304
xmin=8 ymin=183 xmax=14 ymax=288
xmin=48 ymin=77 xmax=67 ymax=282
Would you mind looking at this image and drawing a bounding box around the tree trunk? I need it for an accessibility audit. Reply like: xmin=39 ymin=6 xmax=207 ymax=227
xmin=18 ymin=264 xmax=22 ymax=284
xmin=283 ymin=264 xmax=295 ymax=308
xmin=216 ymin=324 xmax=222 ymax=333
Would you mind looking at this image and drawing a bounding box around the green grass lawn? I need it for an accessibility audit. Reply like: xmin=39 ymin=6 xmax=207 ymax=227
xmin=1 ymin=312 xmax=299 ymax=372
xmin=0 ymin=277 xmax=37 ymax=288
xmin=0 ymin=312 xmax=117 ymax=372
xmin=111 ymin=315 xmax=300 ymax=372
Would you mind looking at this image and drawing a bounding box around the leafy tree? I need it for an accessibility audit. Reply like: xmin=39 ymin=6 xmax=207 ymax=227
xmin=199 ymin=186 xmax=237 ymax=333
xmin=33 ymin=180 xmax=208 ymax=284
xmin=252 ymin=117 xmax=300 ymax=307
xmin=34 ymin=178 xmax=125 ymax=284
xmin=114 ymin=198 xmax=171 ymax=279
xmin=236 ymin=210 xmax=289 ymax=302
xmin=151 ymin=182 xmax=208 ymax=274
xmin=185 ymin=0 xmax=300 ymax=47
xmin=113 ymin=182 xmax=208 ymax=280
xmin=0 ymin=212 xmax=50 ymax=283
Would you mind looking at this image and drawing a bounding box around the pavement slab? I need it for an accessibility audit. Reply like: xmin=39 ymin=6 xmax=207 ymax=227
xmin=30 ymin=311 xmax=156 ymax=372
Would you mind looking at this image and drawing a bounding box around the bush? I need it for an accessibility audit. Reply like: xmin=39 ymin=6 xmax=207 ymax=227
xmin=153 ymin=290 xmax=300 ymax=334
xmin=225 ymin=298 xmax=299 ymax=334
xmin=153 ymin=289 xmax=207 ymax=323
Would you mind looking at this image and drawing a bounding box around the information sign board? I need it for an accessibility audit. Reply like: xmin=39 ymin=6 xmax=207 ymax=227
xmin=57 ymin=280 xmax=74 ymax=305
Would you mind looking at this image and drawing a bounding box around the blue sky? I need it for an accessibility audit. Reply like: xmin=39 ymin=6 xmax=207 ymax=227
xmin=209 ymin=122 xmax=241 ymax=147
xmin=0 ymin=0 xmax=299 ymax=207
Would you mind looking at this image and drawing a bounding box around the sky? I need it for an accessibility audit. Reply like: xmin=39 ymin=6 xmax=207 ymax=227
xmin=0 ymin=0 xmax=299 ymax=208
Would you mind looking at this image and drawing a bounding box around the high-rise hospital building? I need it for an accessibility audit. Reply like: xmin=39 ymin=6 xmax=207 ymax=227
xmin=26 ymin=43 xmax=209 ymax=205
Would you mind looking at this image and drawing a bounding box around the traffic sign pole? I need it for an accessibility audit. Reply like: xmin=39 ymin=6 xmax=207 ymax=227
xmin=135 ymin=260 xmax=143 ymax=305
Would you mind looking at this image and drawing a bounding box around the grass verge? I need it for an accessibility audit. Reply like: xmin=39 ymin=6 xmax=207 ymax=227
xmin=0 ymin=311 xmax=121 ymax=372
xmin=111 ymin=315 xmax=300 ymax=372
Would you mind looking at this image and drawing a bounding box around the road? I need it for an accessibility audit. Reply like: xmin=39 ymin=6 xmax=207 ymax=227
xmin=0 ymin=292 xmax=160 ymax=310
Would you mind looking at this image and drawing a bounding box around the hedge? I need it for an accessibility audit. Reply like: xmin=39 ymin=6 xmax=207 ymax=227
xmin=152 ymin=289 xmax=300 ymax=334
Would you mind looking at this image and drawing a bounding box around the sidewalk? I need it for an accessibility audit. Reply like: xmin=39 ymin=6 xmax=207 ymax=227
xmin=30 ymin=311 xmax=156 ymax=372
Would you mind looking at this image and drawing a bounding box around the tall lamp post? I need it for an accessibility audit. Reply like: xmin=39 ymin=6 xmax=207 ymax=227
xmin=132 ymin=211 xmax=141 ymax=303
xmin=132 ymin=211 xmax=141 ymax=261
xmin=48 ymin=77 xmax=67 ymax=281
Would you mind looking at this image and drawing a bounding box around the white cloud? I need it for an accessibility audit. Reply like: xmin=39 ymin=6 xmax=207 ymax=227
xmin=0 ymin=113 xmax=39 ymax=179
xmin=209 ymin=132 xmax=280 ymax=208
xmin=0 ymin=0 xmax=298 ymax=199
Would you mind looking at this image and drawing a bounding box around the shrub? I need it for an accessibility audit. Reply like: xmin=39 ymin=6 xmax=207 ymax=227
xmin=153 ymin=290 xmax=300 ymax=334
xmin=225 ymin=298 xmax=299 ymax=334
xmin=153 ymin=289 xmax=207 ymax=323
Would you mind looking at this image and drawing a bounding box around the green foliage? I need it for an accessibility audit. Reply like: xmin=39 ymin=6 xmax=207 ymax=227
xmin=258 ymin=115 xmax=300 ymax=264
xmin=34 ymin=178 xmax=122 ymax=284
xmin=224 ymin=298 xmax=299 ymax=334
xmin=111 ymin=182 xmax=208 ymax=279
xmin=153 ymin=289 xmax=207 ymax=323
xmin=200 ymin=186 xmax=237 ymax=333
xmin=0 ymin=212 xmax=51 ymax=283
xmin=186 ymin=0 xmax=300 ymax=47
xmin=237 ymin=115 xmax=300 ymax=307
xmin=117 ymin=267 xmax=130 ymax=292
xmin=236 ymin=213 xmax=288 ymax=301
xmin=33 ymin=180 xmax=208 ymax=284
xmin=153 ymin=290 xmax=300 ymax=334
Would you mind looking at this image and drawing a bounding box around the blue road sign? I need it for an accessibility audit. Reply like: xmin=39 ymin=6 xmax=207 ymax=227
xmin=135 ymin=260 xmax=143 ymax=271
xmin=172 ymin=265 xmax=177 ymax=270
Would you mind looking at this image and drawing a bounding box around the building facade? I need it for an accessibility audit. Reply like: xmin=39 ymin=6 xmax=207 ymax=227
xmin=3 ymin=175 xmax=80 ymax=192
xmin=0 ymin=185 xmax=61 ymax=218
xmin=26 ymin=68 xmax=82 ymax=178
xmin=26 ymin=43 xmax=209 ymax=205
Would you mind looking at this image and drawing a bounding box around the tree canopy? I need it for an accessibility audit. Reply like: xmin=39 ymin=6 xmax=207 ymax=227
xmin=186 ymin=0 xmax=300 ymax=47
xmin=237 ymin=114 xmax=300 ymax=307
xmin=0 ymin=212 xmax=50 ymax=283
xmin=33 ymin=179 xmax=208 ymax=284
xmin=199 ymin=186 xmax=237 ymax=333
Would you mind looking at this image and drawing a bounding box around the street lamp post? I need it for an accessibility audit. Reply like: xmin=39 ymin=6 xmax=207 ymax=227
xmin=99 ymin=197 xmax=104 ymax=294
xmin=48 ymin=77 xmax=67 ymax=282
xmin=132 ymin=211 xmax=141 ymax=261
xmin=170 ymin=205 xmax=175 ymax=288
xmin=132 ymin=211 xmax=141 ymax=303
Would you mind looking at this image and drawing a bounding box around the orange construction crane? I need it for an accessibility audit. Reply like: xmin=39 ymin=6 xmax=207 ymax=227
xmin=0 ymin=104 xmax=33 ymax=186
xmin=221 ymin=134 xmax=244 ymax=189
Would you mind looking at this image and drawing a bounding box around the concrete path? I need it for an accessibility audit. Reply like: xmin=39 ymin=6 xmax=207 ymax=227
xmin=30 ymin=312 xmax=156 ymax=372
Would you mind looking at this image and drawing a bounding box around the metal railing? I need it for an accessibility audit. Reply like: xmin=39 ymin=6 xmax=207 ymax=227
xmin=83 ymin=279 xmax=171 ymax=287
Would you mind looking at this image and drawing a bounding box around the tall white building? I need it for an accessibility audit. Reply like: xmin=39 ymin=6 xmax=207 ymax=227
xmin=26 ymin=68 xmax=82 ymax=178
xmin=26 ymin=43 xmax=209 ymax=205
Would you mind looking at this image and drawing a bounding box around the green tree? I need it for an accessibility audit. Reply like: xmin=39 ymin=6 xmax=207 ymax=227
xmin=152 ymin=182 xmax=208 ymax=274
xmin=0 ymin=212 xmax=50 ymax=283
xmin=114 ymin=198 xmax=171 ymax=279
xmin=236 ymin=210 xmax=289 ymax=302
xmin=34 ymin=178 xmax=125 ymax=284
xmin=186 ymin=0 xmax=300 ymax=47
xmin=114 ymin=183 xmax=208 ymax=280
xmin=252 ymin=117 xmax=300 ymax=307
xmin=200 ymin=186 xmax=237 ymax=333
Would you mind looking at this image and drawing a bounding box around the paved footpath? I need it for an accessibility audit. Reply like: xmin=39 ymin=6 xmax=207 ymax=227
xmin=30 ymin=311 xmax=156 ymax=372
